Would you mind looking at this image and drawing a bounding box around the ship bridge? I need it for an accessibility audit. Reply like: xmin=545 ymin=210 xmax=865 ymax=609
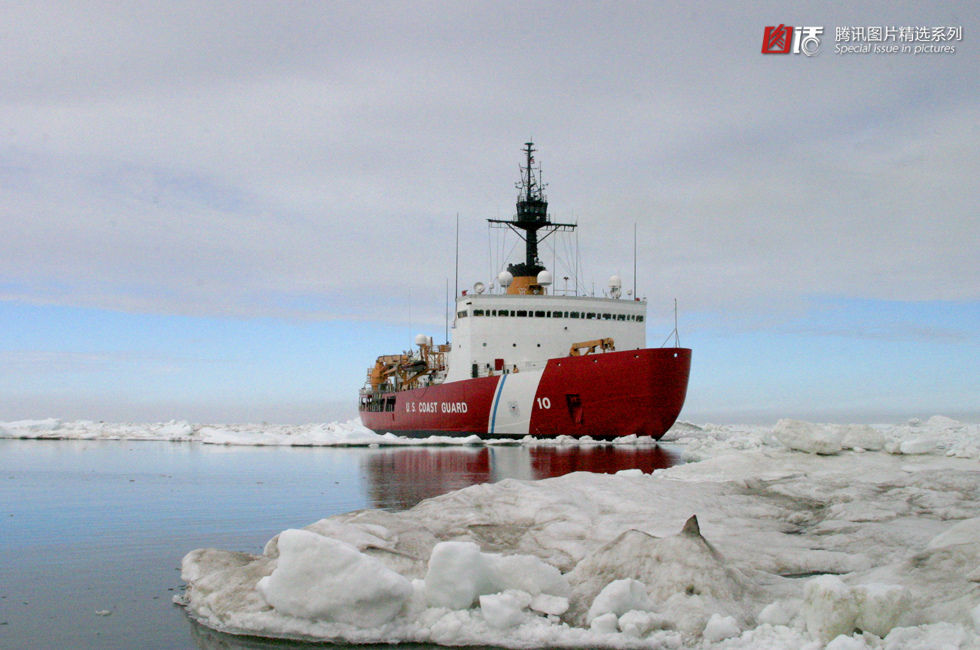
xmin=445 ymin=293 xmax=646 ymax=382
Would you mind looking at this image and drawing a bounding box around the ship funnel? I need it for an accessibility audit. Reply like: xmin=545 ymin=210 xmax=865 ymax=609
xmin=473 ymin=281 xmax=486 ymax=294
xmin=497 ymin=270 xmax=513 ymax=287
xmin=537 ymin=270 xmax=553 ymax=286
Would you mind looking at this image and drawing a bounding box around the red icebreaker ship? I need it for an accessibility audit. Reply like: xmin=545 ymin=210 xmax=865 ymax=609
xmin=359 ymin=142 xmax=691 ymax=439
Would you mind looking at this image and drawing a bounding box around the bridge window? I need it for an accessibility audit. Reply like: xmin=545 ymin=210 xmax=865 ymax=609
xmin=637 ymin=315 xmax=644 ymax=322
xmin=602 ymin=313 xmax=611 ymax=320
xmin=516 ymin=310 xmax=527 ymax=317
xmin=457 ymin=311 xmax=467 ymax=318
xmin=570 ymin=312 xmax=580 ymax=318
xmin=552 ymin=311 xmax=563 ymax=318
xmin=617 ymin=314 xmax=626 ymax=321
xmin=474 ymin=309 xmax=484 ymax=316
xmin=586 ymin=312 xmax=596 ymax=319
xmin=535 ymin=310 xmax=545 ymax=317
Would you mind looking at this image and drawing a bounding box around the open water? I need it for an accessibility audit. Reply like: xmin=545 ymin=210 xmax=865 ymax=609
xmin=0 ymin=439 xmax=678 ymax=649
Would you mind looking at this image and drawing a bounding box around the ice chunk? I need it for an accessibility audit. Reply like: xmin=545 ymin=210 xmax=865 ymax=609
xmin=618 ymin=609 xmax=656 ymax=637
xmin=589 ymin=612 xmax=618 ymax=634
xmin=899 ymin=437 xmax=938 ymax=455
xmin=256 ymin=529 xmax=412 ymax=626
xmin=840 ymin=424 xmax=884 ymax=451
xmin=802 ymin=575 xmax=857 ymax=642
xmin=801 ymin=578 xmax=908 ymax=641
xmin=774 ymin=419 xmax=842 ymax=454
xmin=424 ymin=541 xmax=492 ymax=609
xmin=615 ymin=468 xmax=644 ymax=477
xmin=703 ymin=612 xmax=740 ymax=642
xmin=423 ymin=541 xmax=568 ymax=610
xmin=759 ymin=599 xmax=799 ymax=627
xmin=585 ymin=579 xmax=652 ymax=624
xmin=853 ymin=583 xmax=909 ymax=637
xmin=926 ymin=415 xmax=962 ymax=429
xmin=180 ymin=548 xmax=274 ymax=623
xmin=566 ymin=515 xmax=749 ymax=626
xmin=529 ymin=593 xmax=569 ymax=616
xmin=479 ymin=590 xmax=531 ymax=628
xmin=485 ymin=551 xmax=570 ymax=598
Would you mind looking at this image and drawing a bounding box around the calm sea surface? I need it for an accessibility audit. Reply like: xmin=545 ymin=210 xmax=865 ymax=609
xmin=0 ymin=439 xmax=678 ymax=649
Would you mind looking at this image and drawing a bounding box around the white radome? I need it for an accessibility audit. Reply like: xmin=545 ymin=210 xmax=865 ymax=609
xmin=537 ymin=270 xmax=553 ymax=286
xmin=497 ymin=270 xmax=513 ymax=287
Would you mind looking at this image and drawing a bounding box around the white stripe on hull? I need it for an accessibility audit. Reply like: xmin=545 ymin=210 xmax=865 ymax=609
xmin=487 ymin=368 xmax=544 ymax=435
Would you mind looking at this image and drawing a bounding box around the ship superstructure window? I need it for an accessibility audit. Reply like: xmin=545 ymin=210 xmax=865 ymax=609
xmin=457 ymin=311 xmax=467 ymax=318
xmin=516 ymin=310 xmax=527 ymax=317
xmin=535 ymin=310 xmax=545 ymax=317
xmin=474 ymin=309 xmax=484 ymax=316
xmin=570 ymin=312 xmax=580 ymax=318
xmin=637 ymin=315 xmax=644 ymax=322
xmin=552 ymin=312 xmax=563 ymax=318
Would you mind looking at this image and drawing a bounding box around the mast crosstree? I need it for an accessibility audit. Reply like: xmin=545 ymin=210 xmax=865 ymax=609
xmin=488 ymin=142 xmax=576 ymax=282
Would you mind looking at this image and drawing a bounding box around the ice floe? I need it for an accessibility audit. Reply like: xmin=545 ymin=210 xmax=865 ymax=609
xmin=173 ymin=415 xmax=980 ymax=648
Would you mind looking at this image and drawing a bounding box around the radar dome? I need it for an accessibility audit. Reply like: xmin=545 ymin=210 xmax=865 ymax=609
xmin=537 ymin=270 xmax=553 ymax=286
xmin=608 ymin=275 xmax=622 ymax=289
xmin=414 ymin=334 xmax=430 ymax=347
xmin=497 ymin=270 xmax=513 ymax=287
xmin=473 ymin=281 xmax=486 ymax=294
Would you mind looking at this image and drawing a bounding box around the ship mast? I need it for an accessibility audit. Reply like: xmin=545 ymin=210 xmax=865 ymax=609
xmin=488 ymin=142 xmax=576 ymax=295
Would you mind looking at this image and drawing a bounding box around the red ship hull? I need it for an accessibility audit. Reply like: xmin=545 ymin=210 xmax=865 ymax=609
xmin=359 ymin=348 xmax=691 ymax=439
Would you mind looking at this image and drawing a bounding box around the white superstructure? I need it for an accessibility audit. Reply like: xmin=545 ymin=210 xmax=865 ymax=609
xmin=445 ymin=293 xmax=647 ymax=382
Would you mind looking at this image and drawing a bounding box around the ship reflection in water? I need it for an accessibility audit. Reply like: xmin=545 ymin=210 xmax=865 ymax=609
xmin=364 ymin=444 xmax=680 ymax=511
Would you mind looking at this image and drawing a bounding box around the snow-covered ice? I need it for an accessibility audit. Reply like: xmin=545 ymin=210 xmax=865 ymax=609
xmin=0 ymin=417 xmax=657 ymax=447
xmin=0 ymin=418 xmax=441 ymax=446
xmin=168 ymin=415 xmax=980 ymax=648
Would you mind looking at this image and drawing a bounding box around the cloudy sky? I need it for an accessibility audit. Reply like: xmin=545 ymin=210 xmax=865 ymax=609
xmin=1 ymin=1 xmax=977 ymax=424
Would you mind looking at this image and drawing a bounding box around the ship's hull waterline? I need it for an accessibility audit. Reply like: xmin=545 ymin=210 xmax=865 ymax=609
xmin=360 ymin=347 xmax=691 ymax=439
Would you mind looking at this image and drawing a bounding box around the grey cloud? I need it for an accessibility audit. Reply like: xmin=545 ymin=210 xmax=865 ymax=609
xmin=1 ymin=2 xmax=976 ymax=324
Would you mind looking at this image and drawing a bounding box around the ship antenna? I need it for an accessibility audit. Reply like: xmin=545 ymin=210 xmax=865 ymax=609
xmin=454 ymin=213 xmax=459 ymax=298
xmin=675 ymin=298 xmax=680 ymax=347
xmin=633 ymin=222 xmax=637 ymax=300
